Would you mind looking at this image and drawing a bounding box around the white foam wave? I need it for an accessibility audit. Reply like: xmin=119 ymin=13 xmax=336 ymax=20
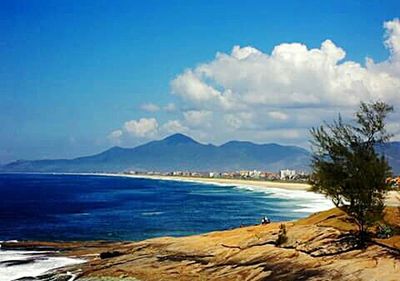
xmin=0 ymin=250 xmax=85 ymax=281
xmin=230 ymin=184 xmax=334 ymax=213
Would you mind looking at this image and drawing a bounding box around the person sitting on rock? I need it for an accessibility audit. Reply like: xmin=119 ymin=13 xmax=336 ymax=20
xmin=261 ymin=216 xmax=270 ymax=225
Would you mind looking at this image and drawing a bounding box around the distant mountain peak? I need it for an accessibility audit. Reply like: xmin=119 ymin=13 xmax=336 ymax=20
xmin=2 ymin=133 xmax=398 ymax=174
xmin=162 ymin=133 xmax=198 ymax=144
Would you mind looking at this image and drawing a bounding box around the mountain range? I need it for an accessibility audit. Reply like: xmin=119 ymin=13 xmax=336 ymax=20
xmin=1 ymin=133 xmax=399 ymax=174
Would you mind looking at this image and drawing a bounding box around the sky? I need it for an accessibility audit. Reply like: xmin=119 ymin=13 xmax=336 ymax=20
xmin=1 ymin=0 xmax=400 ymax=163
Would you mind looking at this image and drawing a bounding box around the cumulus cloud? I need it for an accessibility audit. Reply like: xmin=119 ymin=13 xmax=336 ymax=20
xmin=167 ymin=19 xmax=400 ymax=144
xmin=384 ymin=18 xmax=400 ymax=60
xmin=183 ymin=110 xmax=213 ymax=128
xmin=108 ymin=130 xmax=123 ymax=144
xmin=141 ymin=103 xmax=160 ymax=112
xmin=172 ymin=38 xmax=399 ymax=109
xmin=109 ymin=118 xmax=191 ymax=145
xmin=110 ymin=19 xmax=400 ymax=147
xmin=124 ymin=118 xmax=159 ymax=138
xmin=162 ymin=120 xmax=188 ymax=134
xmin=224 ymin=112 xmax=254 ymax=130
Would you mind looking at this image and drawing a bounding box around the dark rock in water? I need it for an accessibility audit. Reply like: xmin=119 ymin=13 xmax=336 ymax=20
xmin=100 ymin=251 xmax=123 ymax=259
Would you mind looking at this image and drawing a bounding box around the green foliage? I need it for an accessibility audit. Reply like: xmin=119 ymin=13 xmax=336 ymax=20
xmin=376 ymin=224 xmax=394 ymax=239
xmin=276 ymin=224 xmax=288 ymax=246
xmin=310 ymin=101 xmax=394 ymax=246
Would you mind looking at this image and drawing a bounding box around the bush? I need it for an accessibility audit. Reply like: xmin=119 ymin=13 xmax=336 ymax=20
xmin=376 ymin=224 xmax=394 ymax=239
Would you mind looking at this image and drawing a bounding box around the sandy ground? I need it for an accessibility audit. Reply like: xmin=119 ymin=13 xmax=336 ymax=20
xmin=121 ymin=174 xmax=400 ymax=207
xmin=386 ymin=190 xmax=400 ymax=207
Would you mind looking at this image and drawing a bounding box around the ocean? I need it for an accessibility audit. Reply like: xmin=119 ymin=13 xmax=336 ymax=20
xmin=0 ymin=173 xmax=333 ymax=280
xmin=0 ymin=173 xmax=332 ymax=241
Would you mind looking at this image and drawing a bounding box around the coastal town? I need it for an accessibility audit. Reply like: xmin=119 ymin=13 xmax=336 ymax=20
xmin=123 ymin=169 xmax=400 ymax=187
xmin=123 ymin=169 xmax=309 ymax=182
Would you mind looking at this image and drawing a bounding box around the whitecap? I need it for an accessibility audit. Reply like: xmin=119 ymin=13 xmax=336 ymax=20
xmin=0 ymin=250 xmax=85 ymax=281
xmin=141 ymin=211 xmax=165 ymax=216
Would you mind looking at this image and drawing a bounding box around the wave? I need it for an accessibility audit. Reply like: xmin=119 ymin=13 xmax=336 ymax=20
xmin=230 ymin=184 xmax=334 ymax=213
xmin=0 ymin=249 xmax=85 ymax=281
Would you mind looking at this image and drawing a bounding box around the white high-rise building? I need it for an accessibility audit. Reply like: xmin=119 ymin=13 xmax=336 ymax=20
xmin=280 ymin=169 xmax=296 ymax=180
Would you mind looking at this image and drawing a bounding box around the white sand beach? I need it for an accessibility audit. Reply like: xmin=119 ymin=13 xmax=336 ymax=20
xmin=122 ymin=174 xmax=311 ymax=190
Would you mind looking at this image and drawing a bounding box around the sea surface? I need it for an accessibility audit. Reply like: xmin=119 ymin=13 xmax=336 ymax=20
xmin=0 ymin=173 xmax=333 ymax=280
xmin=0 ymin=174 xmax=330 ymax=241
xmin=0 ymin=173 xmax=333 ymax=241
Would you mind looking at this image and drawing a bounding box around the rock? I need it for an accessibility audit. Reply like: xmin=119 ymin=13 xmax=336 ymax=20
xmin=100 ymin=251 xmax=123 ymax=259
xmin=7 ymin=208 xmax=400 ymax=281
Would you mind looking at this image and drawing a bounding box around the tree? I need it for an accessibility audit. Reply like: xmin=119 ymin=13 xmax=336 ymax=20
xmin=310 ymin=101 xmax=394 ymax=247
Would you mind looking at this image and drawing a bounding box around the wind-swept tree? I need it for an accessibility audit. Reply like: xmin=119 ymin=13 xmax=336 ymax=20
xmin=310 ymin=101 xmax=394 ymax=246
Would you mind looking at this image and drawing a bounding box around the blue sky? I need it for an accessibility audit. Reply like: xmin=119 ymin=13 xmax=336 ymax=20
xmin=1 ymin=0 xmax=400 ymax=163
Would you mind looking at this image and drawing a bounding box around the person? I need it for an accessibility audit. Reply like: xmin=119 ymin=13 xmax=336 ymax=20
xmin=261 ymin=216 xmax=270 ymax=225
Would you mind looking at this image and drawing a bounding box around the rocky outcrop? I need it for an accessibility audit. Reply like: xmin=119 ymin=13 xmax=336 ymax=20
xmin=3 ymin=208 xmax=400 ymax=281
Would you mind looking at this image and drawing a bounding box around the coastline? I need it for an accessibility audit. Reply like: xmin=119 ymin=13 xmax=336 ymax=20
xmin=2 ymin=172 xmax=399 ymax=207
xmin=115 ymin=174 xmax=400 ymax=207
xmin=120 ymin=174 xmax=312 ymax=191
xmin=9 ymin=172 xmax=398 ymax=207
xmin=1 ymin=173 xmax=400 ymax=280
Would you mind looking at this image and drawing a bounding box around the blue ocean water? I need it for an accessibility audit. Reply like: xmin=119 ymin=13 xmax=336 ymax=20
xmin=0 ymin=173 xmax=330 ymax=241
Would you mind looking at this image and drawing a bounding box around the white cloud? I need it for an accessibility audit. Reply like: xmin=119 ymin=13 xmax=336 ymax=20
xmin=162 ymin=120 xmax=188 ymax=134
xmin=167 ymin=19 xmax=400 ymax=145
xmin=268 ymin=111 xmax=289 ymax=121
xmin=171 ymin=70 xmax=238 ymax=110
xmin=224 ymin=112 xmax=254 ymax=130
xmin=384 ymin=18 xmax=400 ymax=60
xmin=141 ymin=103 xmax=160 ymax=112
xmin=173 ymin=39 xmax=399 ymax=109
xmin=171 ymin=70 xmax=220 ymax=103
xmin=108 ymin=130 xmax=123 ymax=144
xmin=163 ymin=103 xmax=176 ymax=112
xmin=124 ymin=118 xmax=159 ymax=138
xmin=109 ymin=19 xmax=400 ymax=147
xmin=183 ymin=110 xmax=213 ymax=128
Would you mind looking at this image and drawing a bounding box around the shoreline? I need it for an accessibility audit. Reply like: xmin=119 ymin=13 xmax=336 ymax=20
xmin=0 ymin=172 xmax=311 ymax=191
xmin=121 ymin=174 xmax=312 ymax=191
xmin=115 ymin=174 xmax=400 ymax=207
xmin=1 ymin=173 xmax=400 ymax=280
xmin=3 ymin=172 xmax=398 ymax=206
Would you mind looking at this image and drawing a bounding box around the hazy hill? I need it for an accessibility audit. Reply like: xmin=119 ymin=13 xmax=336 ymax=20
xmin=377 ymin=141 xmax=400 ymax=175
xmin=1 ymin=133 xmax=311 ymax=173
xmin=2 ymin=134 xmax=398 ymax=174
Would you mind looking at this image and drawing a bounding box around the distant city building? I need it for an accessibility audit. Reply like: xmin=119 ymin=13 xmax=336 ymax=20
xmin=260 ymin=172 xmax=279 ymax=180
xmin=133 ymin=169 xmax=305 ymax=182
xmin=280 ymin=169 xmax=296 ymax=180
